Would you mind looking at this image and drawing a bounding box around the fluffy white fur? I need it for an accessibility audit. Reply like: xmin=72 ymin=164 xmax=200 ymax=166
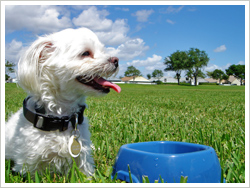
xmin=5 ymin=28 xmax=119 ymax=176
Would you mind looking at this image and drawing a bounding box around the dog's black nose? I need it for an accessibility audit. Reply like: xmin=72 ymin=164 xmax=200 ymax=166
xmin=110 ymin=57 xmax=119 ymax=68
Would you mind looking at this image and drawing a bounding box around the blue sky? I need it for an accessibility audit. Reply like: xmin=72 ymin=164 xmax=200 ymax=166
xmin=4 ymin=2 xmax=247 ymax=78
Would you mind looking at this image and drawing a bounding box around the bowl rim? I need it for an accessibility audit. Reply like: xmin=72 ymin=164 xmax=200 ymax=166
xmin=121 ymin=141 xmax=213 ymax=156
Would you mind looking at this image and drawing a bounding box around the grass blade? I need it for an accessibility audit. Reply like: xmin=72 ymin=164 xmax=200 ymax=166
xmin=35 ymin=171 xmax=40 ymax=183
xmin=159 ymin=174 xmax=165 ymax=183
xmin=70 ymin=160 xmax=76 ymax=183
xmin=97 ymin=169 xmax=105 ymax=183
xmin=180 ymin=176 xmax=188 ymax=183
xmin=221 ymin=168 xmax=224 ymax=183
xmin=74 ymin=164 xmax=84 ymax=183
xmin=128 ymin=165 xmax=133 ymax=183
xmin=27 ymin=172 xmax=32 ymax=183
xmin=142 ymin=176 xmax=150 ymax=183
xmin=45 ymin=167 xmax=51 ymax=183
xmin=112 ymin=172 xmax=118 ymax=183
xmin=5 ymin=160 xmax=11 ymax=183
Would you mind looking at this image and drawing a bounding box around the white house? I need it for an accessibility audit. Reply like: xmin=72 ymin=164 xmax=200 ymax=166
xmin=227 ymin=76 xmax=241 ymax=85
xmin=107 ymin=76 xmax=124 ymax=84
xmin=205 ymin=75 xmax=242 ymax=85
xmin=6 ymin=77 xmax=18 ymax=83
xmin=150 ymin=77 xmax=178 ymax=83
xmin=150 ymin=76 xmax=208 ymax=85
xmin=121 ymin=76 xmax=154 ymax=85
xmin=188 ymin=77 xmax=209 ymax=85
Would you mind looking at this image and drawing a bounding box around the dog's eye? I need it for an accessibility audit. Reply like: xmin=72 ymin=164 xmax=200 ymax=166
xmin=81 ymin=51 xmax=90 ymax=57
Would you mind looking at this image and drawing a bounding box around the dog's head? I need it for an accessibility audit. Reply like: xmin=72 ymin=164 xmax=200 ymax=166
xmin=18 ymin=28 xmax=121 ymax=104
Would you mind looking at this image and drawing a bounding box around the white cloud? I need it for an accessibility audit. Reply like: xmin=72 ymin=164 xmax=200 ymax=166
xmin=132 ymin=9 xmax=154 ymax=22
xmin=204 ymin=62 xmax=236 ymax=75
xmin=5 ymin=6 xmax=150 ymax=64
xmin=166 ymin=19 xmax=175 ymax=24
xmin=204 ymin=63 xmax=221 ymax=72
xmin=237 ymin=61 xmax=245 ymax=65
xmin=213 ymin=45 xmax=227 ymax=52
xmin=115 ymin=7 xmax=129 ymax=12
xmin=164 ymin=71 xmax=178 ymax=77
xmin=116 ymin=54 xmax=164 ymax=77
xmin=127 ymin=54 xmax=166 ymax=75
xmin=223 ymin=63 xmax=232 ymax=69
xmin=95 ymin=19 xmax=130 ymax=46
xmin=145 ymin=64 xmax=164 ymax=71
xmin=160 ymin=6 xmax=184 ymax=14
xmin=127 ymin=54 xmax=162 ymax=67
xmin=106 ymin=38 xmax=149 ymax=61
xmin=5 ymin=5 xmax=72 ymax=34
xmin=72 ymin=6 xmax=112 ymax=31
xmin=73 ymin=6 xmax=130 ymax=46
xmin=5 ymin=39 xmax=26 ymax=64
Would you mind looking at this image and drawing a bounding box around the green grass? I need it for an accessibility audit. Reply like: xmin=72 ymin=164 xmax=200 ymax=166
xmin=5 ymin=83 xmax=245 ymax=183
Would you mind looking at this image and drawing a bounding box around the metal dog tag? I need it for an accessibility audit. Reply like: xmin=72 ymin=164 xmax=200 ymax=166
xmin=68 ymin=135 xmax=82 ymax=158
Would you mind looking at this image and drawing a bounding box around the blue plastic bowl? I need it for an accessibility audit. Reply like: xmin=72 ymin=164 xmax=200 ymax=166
xmin=112 ymin=141 xmax=223 ymax=183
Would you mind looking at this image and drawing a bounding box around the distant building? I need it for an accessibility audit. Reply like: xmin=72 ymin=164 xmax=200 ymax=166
xmin=6 ymin=77 xmax=17 ymax=83
xmin=121 ymin=76 xmax=135 ymax=82
xmin=121 ymin=76 xmax=154 ymax=84
xmin=107 ymin=76 xmax=124 ymax=84
xmin=205 ymin=78 xmax=219 ymax=84
xmin=189 ymin=77 xmax=209 ymax=85
xmin=227 ymin=75 xmax=241 ymax=85
xmin=150 ymin=77 xmax=178 ymax=83
xmin=150 ymin=76 xmax=208 ymax=85
xmin=205 ymin=75 xmax=242 ymax=85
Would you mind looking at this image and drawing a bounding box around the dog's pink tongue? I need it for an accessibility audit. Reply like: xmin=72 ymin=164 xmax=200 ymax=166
xmin=94 ymin=77 xmax=121 ymax=93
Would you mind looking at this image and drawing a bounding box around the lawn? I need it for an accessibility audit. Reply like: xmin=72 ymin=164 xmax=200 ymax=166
xmin=5 ymin=83 xmax=245 ymax=183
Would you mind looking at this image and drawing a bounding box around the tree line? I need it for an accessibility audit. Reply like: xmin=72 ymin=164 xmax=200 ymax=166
xmin=124 ymin=48 xmax=245 ymax=86
xmin=5 ymin=60 xmax=15 ymax=81
xmin=5 ymin=48 xmax=245 ymax=86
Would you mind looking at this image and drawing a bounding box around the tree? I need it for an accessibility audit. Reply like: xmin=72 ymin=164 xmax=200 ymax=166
xmin=152 ymin=69 xmax=163 ymax=81
xmin=185 ymin=69 xmax=206 ymax=85
xmin=222 ymin=74 xmax=229 ymax=82
xmin=186 ymin=48 xmax=209 ymax=86
xmin=164 ymin=50 xmax=188 ymax=85
xmin=124 ymin=66 xmax=142 ymax=78
xmin=5 ymin=60 xmax=15 ymax=81
xmin=146 ymin=74 xmax=151 ymax=80
xmin=206 ymin=71 xmax=213 ymax=78
xmin=185 ymin=69 xmax=193 ymax=83
xmin=226 ymin=64 xmax=245 ymax=85
xmin=207 ymin=69 xmax=228 ymax=84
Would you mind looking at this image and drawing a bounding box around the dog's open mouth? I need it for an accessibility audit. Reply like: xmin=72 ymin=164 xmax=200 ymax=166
xmin=76 ymin=76 xmax=121 ymax=93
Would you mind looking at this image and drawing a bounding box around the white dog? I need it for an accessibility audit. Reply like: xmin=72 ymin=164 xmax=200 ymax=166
xmin=5 ymin=28 xmax=121 ymax=177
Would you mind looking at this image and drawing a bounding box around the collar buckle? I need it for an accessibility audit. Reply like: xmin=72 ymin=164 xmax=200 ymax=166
xmin=35 ymin=116 xmax=44 ymax=129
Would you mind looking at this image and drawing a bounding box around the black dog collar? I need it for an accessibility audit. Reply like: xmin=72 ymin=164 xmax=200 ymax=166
xmin=23 ymin=97 xmax=85 ymax=132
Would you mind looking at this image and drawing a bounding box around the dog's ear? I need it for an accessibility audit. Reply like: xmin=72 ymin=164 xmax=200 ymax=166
xmin=17 ymin=37 xmax=55 ymax=96
xmin=39 ymin=42 xmax=55 ymax=63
